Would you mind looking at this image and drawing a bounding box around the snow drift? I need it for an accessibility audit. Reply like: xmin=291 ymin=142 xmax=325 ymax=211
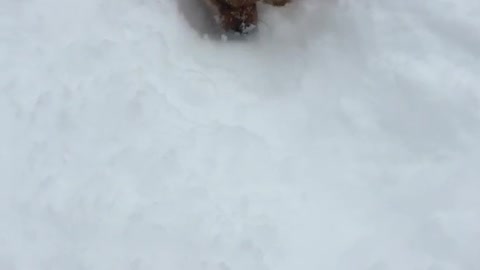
xmin=1 ymin=0 xmax=479 ymax=269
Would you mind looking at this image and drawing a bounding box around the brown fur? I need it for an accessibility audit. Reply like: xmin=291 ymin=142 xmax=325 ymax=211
xmin=262 ymin=0 xmax=290 ymax=6
xmin=203 ymin=0 xmax=290 ymax=34
xmin=223 ymin=0 xmax=257 ymax=8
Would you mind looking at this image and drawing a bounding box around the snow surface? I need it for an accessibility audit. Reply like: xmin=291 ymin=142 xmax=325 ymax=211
xmin=1 ymin=0 xmax=480 ymax=269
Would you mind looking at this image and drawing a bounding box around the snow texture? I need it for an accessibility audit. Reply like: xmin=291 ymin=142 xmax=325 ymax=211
xmin=1 ymin=0 xmax=480 ymax=269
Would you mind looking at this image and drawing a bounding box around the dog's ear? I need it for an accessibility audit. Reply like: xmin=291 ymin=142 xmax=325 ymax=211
xmin=262 ymin=0 xmax=290 ymax=6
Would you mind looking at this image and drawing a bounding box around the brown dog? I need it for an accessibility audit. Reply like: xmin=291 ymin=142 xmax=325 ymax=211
xmin=203 ymin=0 xmax=290 ymax=34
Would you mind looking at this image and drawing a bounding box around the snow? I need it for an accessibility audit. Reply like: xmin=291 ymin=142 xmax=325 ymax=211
xmin=1 ymin=0 xmax=480 ymax=269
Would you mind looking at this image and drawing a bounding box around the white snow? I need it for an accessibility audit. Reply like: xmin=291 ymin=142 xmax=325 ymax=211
xmin=1 ymin=0 xmax=480 ymax=269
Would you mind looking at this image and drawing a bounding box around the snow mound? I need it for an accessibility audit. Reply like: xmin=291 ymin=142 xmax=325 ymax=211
xmin=1 ymin=0 xmax=479 ymax=269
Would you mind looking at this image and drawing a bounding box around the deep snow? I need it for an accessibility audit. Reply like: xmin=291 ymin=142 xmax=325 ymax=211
xmin=1 ymin=0 xmax=480 ymax=269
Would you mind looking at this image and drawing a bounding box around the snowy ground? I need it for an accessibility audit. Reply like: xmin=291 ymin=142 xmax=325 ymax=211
xmin=1 ymin=0 xmax=480 ymax=269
